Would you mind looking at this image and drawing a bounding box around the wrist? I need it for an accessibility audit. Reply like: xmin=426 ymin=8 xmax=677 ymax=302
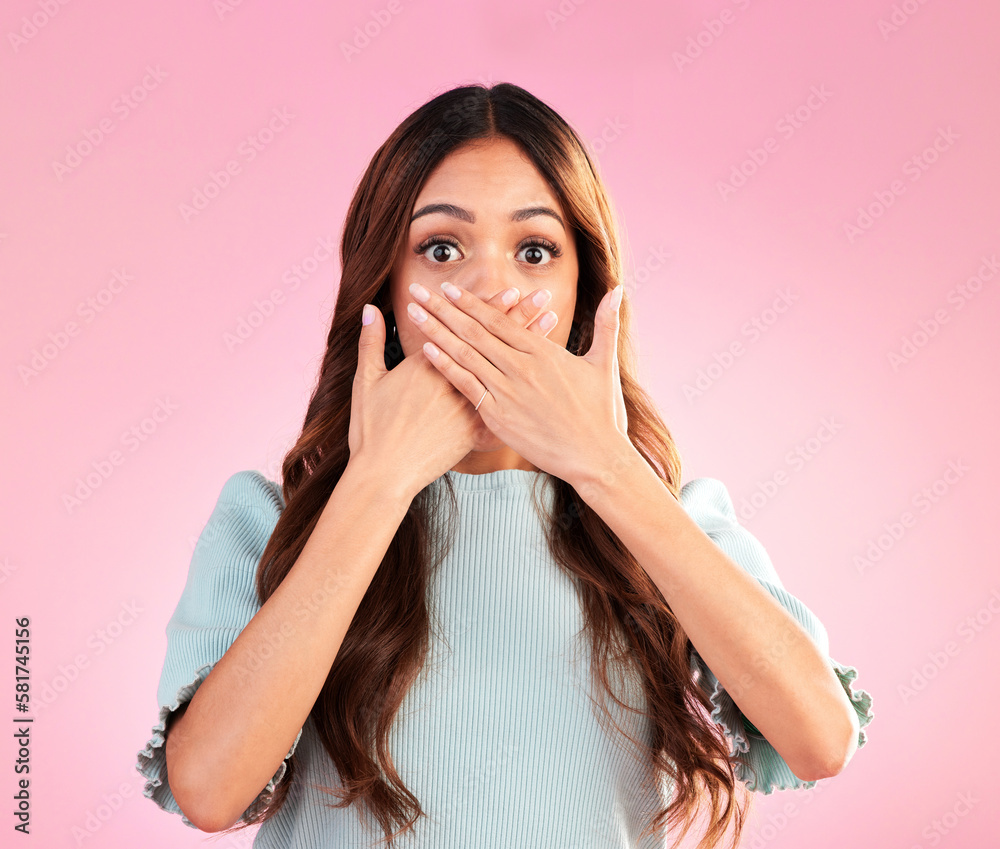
xmin=566 ymin=436 xmax=641 ymax=501
xmin=343 ymin=454 xmax=417 ymax=512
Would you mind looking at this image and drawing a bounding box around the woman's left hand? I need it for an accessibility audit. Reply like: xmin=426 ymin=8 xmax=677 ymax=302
xmin=404 ymin=279 xmax=631 ymax=486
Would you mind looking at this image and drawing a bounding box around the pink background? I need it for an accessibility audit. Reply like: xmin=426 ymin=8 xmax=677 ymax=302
xmin=3 ymin=0 xmax=998 ymax=846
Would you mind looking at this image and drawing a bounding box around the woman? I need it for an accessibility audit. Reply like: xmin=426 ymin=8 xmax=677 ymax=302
xmin=137 ymin=83 xmax=873 ymax=848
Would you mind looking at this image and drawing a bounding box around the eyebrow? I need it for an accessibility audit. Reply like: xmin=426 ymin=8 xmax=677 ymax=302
xmin=409 ymin=203 xmax=565 ymax=231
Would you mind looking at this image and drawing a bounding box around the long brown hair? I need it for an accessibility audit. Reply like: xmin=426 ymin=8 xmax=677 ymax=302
xmin=225 ymin=82 xmax=753 ymax=848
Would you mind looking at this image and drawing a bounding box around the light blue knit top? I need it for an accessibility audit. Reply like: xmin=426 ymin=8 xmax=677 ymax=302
xmin=136 ymin=468 xmax=873 ymax=847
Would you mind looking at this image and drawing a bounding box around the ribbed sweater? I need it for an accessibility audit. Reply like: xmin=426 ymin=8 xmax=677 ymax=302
xmin=137 ymin=468 xmax=873 ymax=847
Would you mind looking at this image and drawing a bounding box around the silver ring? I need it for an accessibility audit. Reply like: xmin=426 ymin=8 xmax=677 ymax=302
xmin=474 ymin=388 xmax=488 ymax=411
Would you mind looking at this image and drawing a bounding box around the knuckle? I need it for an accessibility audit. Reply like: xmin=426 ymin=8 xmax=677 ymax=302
xmin=462 ymin=318 xmax=486 ymax=345
xmin=454 ymin=338 xmax=477 ymax=363
xmin=483 ymin=309 xmax=507 ymax=334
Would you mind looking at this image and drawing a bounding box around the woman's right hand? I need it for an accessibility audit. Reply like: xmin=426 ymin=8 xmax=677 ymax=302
xmin=348 ymin=287 xmax=559 ymax=499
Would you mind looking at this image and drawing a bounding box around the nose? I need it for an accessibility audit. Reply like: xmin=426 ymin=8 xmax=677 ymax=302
xmin=445 ymin=248 xmax=517 ymax=303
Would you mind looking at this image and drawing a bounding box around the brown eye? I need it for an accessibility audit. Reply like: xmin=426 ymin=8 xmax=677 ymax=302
xmin=413 ymin=235 xmax=563 ymax=266
xmin=415 ymin=236 xmax=462 ymax=263
xmin=517 ymin=238 xmax=561 ymax=265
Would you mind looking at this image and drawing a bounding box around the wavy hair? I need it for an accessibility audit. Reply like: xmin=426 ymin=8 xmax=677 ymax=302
xmin=224 ymin=82 xmax=753 ymax=848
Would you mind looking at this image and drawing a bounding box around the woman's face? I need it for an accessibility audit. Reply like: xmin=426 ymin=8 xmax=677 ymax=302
xmin=387 ymin=136 xmax=580 ymax=458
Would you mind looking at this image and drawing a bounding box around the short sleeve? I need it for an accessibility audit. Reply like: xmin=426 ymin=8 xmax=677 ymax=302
xmin=679 ymin=477 xmax=874 ymax=795
xmin=135 ymin=470 xmax=304 ymax=828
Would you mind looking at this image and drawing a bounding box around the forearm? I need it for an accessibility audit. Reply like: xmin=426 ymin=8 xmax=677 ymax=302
xmin=166 ymin=457 xmax=413 ymax=831
xmin=570 ymin=443 xmax=859 ymax=781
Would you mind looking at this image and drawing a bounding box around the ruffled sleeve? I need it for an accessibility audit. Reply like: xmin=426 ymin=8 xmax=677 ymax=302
xmin=135 ymin=470 xmax=304 ymax=828
xmin=679 ymin=477 xmax=874 ymax=794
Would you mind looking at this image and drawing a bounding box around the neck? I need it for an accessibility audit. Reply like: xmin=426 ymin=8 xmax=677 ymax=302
xmin=450 ymin=446 xmax=539 ymax=475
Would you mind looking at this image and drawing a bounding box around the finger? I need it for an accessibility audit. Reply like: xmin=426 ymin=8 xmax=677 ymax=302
xmin=487 ymin=286 xmax=559 ymax=338
xmin=406 ymin=287 xmax=498 ymax=409
xmin=611 ymin=340 xmax=627 ymax=433
xmin=583 ymin=284 xmax=622 ymax=368
xmin=513 ymin=287 xmax=560 ymax=338
xmin=407 ymin=280 xmax=532 ymax=389
xmin=357 ymin=303 xmax=387 ymax=385
xmin=402 ymin=288 xmax=527 ymax=379
xmin=485 ymin=286 xmax=526 ymax=318
xmin=418 ymin=336 xmax=491 ymax=412
xmin=420 ymin=280 xmax=540 ymax=359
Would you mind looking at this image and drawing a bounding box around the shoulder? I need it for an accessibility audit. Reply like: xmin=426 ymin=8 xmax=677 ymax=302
xmin=214 ymin=469 xmax=285 ymax=514
xmin=678 ymin=477 xmax=738 ymax=528
xmin=191 ymin=471 xmax=285 ymax=563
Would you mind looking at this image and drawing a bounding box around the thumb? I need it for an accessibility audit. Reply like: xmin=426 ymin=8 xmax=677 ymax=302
xmin=584 ymin=284 xmax=623 ymax=367
xmin=357 ymin=303 xmax=389 ymax=383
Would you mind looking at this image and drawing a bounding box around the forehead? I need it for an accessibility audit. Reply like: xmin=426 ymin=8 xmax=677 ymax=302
xmin=415 ymin=138 xmax=561 ymax=210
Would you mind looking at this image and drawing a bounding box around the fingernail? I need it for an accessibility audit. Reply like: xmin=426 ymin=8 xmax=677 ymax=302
xmin=539 ymin=311 xmax=557 ymax=331
xmin=532 ymin=289 xmax=551 ymax=307
xmin=409 ymin=282 xmax=430 ymax=303
xmin=501 ymin=287 xmax=519 ymax=307
xmin=441 ymin=281 xmax=462 ymax=300
xmin=362 ymin=304 xmax=374 ymax=326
